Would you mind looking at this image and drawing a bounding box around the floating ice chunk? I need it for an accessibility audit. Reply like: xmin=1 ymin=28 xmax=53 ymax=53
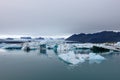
xmin=115 ymin=42 xmax=120 ymax=47
xmin=2 ymin=44 xmax=22 ymax=50
xmin=57 ymin=44 xmax=70 ymax=51
xmin=0 ymin=43 xmax=7 ymax=48
xmin=89 ymin=53 xmax=105 ymax=60
xmin=58 ymin=52 xmax=105 ymax=65
xmin=88 ymin=53 xmax=105 ymax=64
xmin=74 ymin=43 xmax=94 ymax=49
xmin=58 ymin=51 xmax=80 ymax=65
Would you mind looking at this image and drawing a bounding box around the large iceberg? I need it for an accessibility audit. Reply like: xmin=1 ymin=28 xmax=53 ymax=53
xmin=58 ymin=51 xmax=83 ymax=65
xmin=58 ymin=51 xmax=85 ymax=64
xmin=58 ymin=51 xmax=105 ymax=65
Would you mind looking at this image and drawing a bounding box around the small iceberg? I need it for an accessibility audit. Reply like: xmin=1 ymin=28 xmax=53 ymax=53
xmin=57 ymin=43 xmax=71 ymax=52
xmin=88 ymin=53 xmax=105 ymax=64
xmin=115 ymin=42 xmax=120 ymax=47
xmin=1 ymin=44 xmax=22 ymax=50
xmin=22 ymin=42 xmax=38 ymax=51
xmin=74 ymin=43 xmax=94 ymax=49
xmin=0 ymin=43 xmax=7 ymax=48
xmin=89 ymin=53 xmax=105 ymax=60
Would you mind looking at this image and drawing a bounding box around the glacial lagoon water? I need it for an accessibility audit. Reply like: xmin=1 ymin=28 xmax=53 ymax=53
xmin=0 ymin=49 xmax=120 ymax=80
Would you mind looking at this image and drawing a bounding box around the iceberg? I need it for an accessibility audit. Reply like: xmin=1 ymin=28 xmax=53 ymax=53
xmin=0 ymin=43 xmax=7 ymax=48
xmin=58 ymin=51 xmax=105 ymax=65
xmin=57 ymin=44 xmax=70 ymax=51
xmin=88 ymin=53 xmax=105 ymax=64
xmin=58 ymin=51 xmax=81 ymax=65
xmin=89 ymin=53 xmax=105 ymax=60
xmin=58 ymin=51 xmax=87 ymax=65
xmin=76 ymin=54 xmax=89 ymax=60
xmin=1 ymin=44 xmax=22 ymax=50
xmin=22 ymin=42 xmax=39 ymax=51
xmin=115 ymin=42 xmax=120 ymax=47
xmin=73 ymin=43 xmax=94 ymax=49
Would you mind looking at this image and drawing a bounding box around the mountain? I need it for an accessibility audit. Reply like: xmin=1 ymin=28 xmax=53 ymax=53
xmin=34 ymin=37 xmax=44 ymax=40
xmin=66 ymin=31 xmax=120 ymax=43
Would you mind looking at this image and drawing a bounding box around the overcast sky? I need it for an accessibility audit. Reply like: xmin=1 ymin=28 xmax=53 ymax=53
xmin=0 ymin=0 xmax=120 ymax=38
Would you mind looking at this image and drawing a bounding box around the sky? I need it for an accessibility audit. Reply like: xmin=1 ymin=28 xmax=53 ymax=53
xmin=0 ymin=0 xmax=120 ymax=38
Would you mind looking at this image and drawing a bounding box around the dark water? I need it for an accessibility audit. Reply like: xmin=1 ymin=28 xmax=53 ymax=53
xmin=0 ymin=50 xmax=120 ymax=80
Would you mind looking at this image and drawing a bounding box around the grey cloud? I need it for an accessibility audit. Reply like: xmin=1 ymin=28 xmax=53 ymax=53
xmin=0 ymin=0 xmax=120 ymax=37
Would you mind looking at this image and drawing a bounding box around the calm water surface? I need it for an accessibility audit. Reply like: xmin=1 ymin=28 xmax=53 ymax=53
xmin=0 ymin=49 xmax=120 ymax=80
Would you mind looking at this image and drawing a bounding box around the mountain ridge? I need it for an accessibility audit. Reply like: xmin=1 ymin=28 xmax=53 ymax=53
xmin=66 ymin=31 xmax=120 ymax=43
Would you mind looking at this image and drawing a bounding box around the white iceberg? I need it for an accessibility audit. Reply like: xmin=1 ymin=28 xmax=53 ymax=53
xmin=89 ymin=53 xmax=105 ymax=64
xmin=2 ymin=44 xmax=22 ymax=50
xmin=0 ymin=43 xmax=7 ymax=48
xmin=89 ymin=53 xmax=105 ymax=60
xmin=58 ymin=51 xmax=85 ymax=65
xmin=58 ymin=52 xmax=105 ymax=65
xmin=58 ymin=51 xmax=81 ymax=65
xmin=57 ymin=44 xmax=71 ymax=51
xmin=115 ymin=42 xmax=120 ymax=47
xmin=88 ymin=53 xmax=105 ymax=64
xmin=22 ymin=42 xmax=38 ymax=51
xmin=73 ymin=43 xmax=94 ymax=49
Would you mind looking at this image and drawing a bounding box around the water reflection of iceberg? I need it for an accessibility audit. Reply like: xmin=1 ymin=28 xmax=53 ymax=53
xmin=89 ymin=60 xmax=103 ymax=64
xmin=58 ymin=51 xmax=105 ymax=65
